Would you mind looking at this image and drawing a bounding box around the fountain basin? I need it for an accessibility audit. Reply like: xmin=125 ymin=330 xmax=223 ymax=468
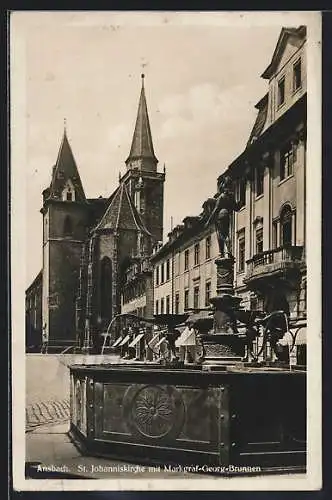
xmin=69 ymin=363 xmax=306 ymax=473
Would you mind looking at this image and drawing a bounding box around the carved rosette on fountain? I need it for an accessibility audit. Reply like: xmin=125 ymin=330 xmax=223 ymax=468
xmin=201 ymin=176 xmax=245 ymax=367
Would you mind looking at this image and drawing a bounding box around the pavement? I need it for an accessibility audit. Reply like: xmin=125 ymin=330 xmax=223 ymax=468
xmin=25 ymin=422 xmax=206 ymax=479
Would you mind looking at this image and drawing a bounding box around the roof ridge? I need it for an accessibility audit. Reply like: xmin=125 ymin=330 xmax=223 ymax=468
xmin=94 ymin=184 xmax=121 ymax=231
xmin=124 ymin=182 xmax=139 ymax=231
xmin=115 ymin=183 xmax=125 ymax=230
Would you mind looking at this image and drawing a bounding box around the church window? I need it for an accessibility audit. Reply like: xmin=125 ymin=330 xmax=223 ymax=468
xmin=66 ymin=190 xmax=73 ymax=201
xmin=100 ymin=257 xmax=112 ymax=320
xmin=63 ymin=216 xmax=73 ymax=236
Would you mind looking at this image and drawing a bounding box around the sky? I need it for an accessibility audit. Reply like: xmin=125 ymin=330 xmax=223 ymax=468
xmin=10 ymin=11 xmax=314 ymax=287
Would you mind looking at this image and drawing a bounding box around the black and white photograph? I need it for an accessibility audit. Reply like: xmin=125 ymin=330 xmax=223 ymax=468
xmin=10 ymin=11 xmax=321 ymax=491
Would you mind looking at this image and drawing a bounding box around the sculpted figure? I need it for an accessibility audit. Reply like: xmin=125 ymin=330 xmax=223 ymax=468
xmin=205 ymin=176 xmax=242 ymax=257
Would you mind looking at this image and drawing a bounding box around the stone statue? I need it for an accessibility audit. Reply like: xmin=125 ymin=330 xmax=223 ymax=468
xmin=205 ymin=176 xmax=241 ymax=257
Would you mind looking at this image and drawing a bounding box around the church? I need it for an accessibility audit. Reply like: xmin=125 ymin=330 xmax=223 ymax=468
xmin=25 ymin=75 xmax=165 ymax=353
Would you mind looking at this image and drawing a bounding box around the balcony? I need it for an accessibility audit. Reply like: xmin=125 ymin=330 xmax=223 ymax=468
xmin=244 ymin=246 xmax=305 ymax=288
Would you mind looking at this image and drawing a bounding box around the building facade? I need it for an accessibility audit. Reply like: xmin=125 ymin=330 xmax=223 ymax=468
xmin=231 ymin=25 xmax=307 ymax=318
xmin=151 ymin=220 xmax=220 ymax=317
xmin=149 ymin=26 xmax=307 ymax=360
xmin=25 ymin=270 xmax=43 ymax=351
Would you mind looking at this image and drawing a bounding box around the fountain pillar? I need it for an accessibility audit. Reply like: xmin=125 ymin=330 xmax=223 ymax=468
xmin=199 ymin=256 xmax=245 ymax=367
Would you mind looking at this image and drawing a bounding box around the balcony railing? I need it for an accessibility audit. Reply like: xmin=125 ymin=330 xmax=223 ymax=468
xmin=245 ymin=245 xmax=305 ymax=284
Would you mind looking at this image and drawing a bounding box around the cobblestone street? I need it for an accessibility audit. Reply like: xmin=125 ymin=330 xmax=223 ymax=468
xmin=26 ymin=398 xmax=70 ymax=432
xmin=26 ymin=354 xmax=70 ymax=431
xmin=25 ymin=354 xmax=116 ymax=431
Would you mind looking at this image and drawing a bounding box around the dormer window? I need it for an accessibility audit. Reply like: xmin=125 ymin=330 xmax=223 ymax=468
xmin=62 ymin=179 xmax=76 ymax=201
xmin=278 ymin=77 xmax=285 ymax=107
xmin=293 ymin=58 xmax=302 ymax=92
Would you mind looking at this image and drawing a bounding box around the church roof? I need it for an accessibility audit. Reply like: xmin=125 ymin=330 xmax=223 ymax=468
xmin=49 ymin=128 xmax=86 ymax=202
xmin=94 ymin=181 xmax=151 ymax=235
xmin=261 ymin=26 xmax=306 ymax=80
xmin=126 ymin=74 xmax=158 ymax=164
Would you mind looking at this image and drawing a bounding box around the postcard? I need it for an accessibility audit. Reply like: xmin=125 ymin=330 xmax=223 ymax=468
xmin=10 ymin=10 xmax=322 ymax=492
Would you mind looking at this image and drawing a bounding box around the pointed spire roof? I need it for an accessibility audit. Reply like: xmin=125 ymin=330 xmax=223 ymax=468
xmin=49 ymin=126 xmax=86 ymax=202
xmin=94 ymin=181 xmax=151 ymax=234
xmin=126 ymin=74 xmax=158 ymax=164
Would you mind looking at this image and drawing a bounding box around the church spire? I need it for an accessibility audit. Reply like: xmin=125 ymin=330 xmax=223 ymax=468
xmin=47 ymin=125 xmax=86 ymax=203
xmin=125 ymin=74 xmax=158 ymax=170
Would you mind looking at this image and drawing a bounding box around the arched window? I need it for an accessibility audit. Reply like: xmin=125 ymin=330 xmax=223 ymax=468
xmin=100 ymin=257 xmax=112 ymax=321
xmin=280 ymin=205 xmax=293 ymax=247
xmin=63 ymin=215 xmax=73 ymax=236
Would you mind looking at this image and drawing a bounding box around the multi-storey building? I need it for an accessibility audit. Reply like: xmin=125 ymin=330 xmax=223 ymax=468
xmin=151 ymin=219 xmax=220 ymax=317
xmin=230 ymin=25 xmax=307 ymax=318
xmin=150 ymin=26 xmax=307 ymax=361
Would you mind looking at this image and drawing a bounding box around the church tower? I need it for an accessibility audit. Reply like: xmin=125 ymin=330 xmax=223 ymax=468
xmin=122 ymin=74 xmax=165 ymax=244
xmin=41 ymin=125 xmax=89 ymax=351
